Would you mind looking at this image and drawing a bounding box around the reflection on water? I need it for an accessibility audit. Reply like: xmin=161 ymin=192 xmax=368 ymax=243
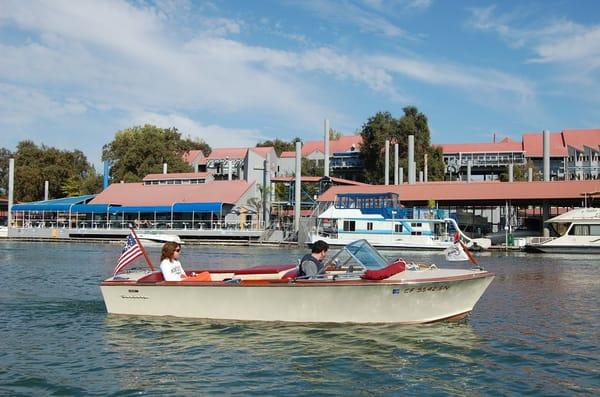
xmin=0 ymin=241 xmax=598 ymax=396
xmin=102 ymin=316 xmax=486 ymax=395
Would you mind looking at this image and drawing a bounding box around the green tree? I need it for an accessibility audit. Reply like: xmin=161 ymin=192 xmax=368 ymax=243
xmin=102 ymin=125 xmax=211 ymax=182
xmin=301 ymin=158 xmax=324 ymax=177
xmin=256 ymin=137 xmax=302 ymax=156
xmin=500 ymin=159 xmax=540 ymax=182
xmin=0 ymin=147 xmax=14 ymax=196
xmin=12 ymin=140 xmax=100 ymax=202
xmin=359 ymin=107 xmax=444 ymax=183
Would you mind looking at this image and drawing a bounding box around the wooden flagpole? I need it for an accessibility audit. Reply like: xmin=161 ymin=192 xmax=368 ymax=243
xmin=129 ymin=225 xmax=155 ymax=271
xmin=459 ymin=240 xmax=479 ymax=266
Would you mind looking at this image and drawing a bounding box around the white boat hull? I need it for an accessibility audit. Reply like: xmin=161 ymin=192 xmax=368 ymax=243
xmin=101 ymin=271 xmax=494 ymax=323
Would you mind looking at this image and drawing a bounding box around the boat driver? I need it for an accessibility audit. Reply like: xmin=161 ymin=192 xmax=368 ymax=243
xmin=298 ymin=240 xmax=329 ymax=278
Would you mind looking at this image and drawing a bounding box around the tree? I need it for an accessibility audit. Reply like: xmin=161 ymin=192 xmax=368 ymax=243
xmin=500 ymin=159 xmax=540 ymax=182
xmin=102 ymin=125 xmax=211 ymax=182
xmin=256 ymin=137 xmax=302 ymax=156
xmin=0 ymin=147 xmax=13 ymax=196
xmin=11 ymin=140 xmax=100 ymax=202
xmin=359 ymin=107 xmax=445 ymax=184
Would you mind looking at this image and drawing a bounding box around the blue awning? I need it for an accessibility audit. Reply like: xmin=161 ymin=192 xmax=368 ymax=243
xmin=173 ymin=202 xmax=222 ymax=212
xmin=12 ymin=195 xmax=96 ymax=212
xmin=13 ymin=199 xmax=224 ymax=214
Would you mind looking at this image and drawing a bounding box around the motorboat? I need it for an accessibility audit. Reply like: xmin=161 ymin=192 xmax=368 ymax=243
xmin=100 ymin=239 xmax=495 ymax=323
xmin=136 ymin=232 xmax=182 ymax=246
xmin=308 ymin=193 xmax=491 ymax=251
xmin=525 ymin=207 xmax=600 ymax=254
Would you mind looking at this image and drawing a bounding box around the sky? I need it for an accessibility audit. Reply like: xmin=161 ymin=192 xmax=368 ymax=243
xmin=1 ymin=0 xmax=599 ymax=167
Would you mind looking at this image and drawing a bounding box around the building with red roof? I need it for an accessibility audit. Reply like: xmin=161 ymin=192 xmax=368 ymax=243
xmin=278 ymin=134 xmax=363 ymax=180
xmin=438 ymin=129 xmax=600 ymax=181
xmin=183 ymin=146 xmax=277 ymax=186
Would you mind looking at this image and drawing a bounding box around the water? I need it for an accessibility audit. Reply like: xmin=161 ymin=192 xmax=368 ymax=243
xmin=0 ymin=242 xmax=598 ymax=396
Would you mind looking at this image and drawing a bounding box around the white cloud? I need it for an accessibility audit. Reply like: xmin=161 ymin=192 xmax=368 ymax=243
xmin=371 ymin=55 xmax=535 ymax=103
xmin=0 ymin=0 xmax=549 ymax=159
xmin=131 ymin=112 xmax=266 ymax=148
xmin=467 ymin=5 xmax=600 ymax=69
xmin=296 ymin=0 xmax=411 ymax=38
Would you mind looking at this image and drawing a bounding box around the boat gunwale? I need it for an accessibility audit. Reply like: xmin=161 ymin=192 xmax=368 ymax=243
xmin=100 ymin=271 xmax=495 ymax=287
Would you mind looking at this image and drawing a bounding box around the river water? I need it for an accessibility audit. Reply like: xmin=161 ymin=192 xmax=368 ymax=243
xmin=0 ymin=241 xmax=598 ymax=396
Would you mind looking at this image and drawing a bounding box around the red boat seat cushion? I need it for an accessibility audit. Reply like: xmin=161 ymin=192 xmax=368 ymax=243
xmin=281 ymin=267 xmax=299 ymax=280
xmin=360 ymin=259 xmax=406 ymax=281
xmin=138 ymin=272 xmax=165 ymax=283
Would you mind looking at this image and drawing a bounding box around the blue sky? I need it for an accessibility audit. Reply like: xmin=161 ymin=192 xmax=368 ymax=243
xmin=1 ymin=0 xmax=599 ymax=167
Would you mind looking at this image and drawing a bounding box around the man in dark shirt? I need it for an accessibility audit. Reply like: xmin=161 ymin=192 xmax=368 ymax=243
xmin=298 ymin=240 xmax=329 ymax=278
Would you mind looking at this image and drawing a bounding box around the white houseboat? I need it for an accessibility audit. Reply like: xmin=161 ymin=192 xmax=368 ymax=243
xmin=525 ymin=207 xmax=600 ymax=253
xmin=307 ymin=193 xmax=491 ymax=250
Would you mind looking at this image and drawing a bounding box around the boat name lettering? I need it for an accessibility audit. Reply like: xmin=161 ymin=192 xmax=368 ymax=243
xmin=120 ymin=295 xmax=149 ymax=300
xmin=403 ymin=285 xmax=450 ymax=294
xmin=128 ymin=289 xmax=139 ymax=293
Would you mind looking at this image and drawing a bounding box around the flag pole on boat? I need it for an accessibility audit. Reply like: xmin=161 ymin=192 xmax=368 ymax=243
xmin=129 ymin=224 xmax=155 ymax=271
xmin=459 ymin=240 xmax=479 ymax=267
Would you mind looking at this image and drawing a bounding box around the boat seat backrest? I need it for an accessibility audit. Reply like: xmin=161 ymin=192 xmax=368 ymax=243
xmin=138 ymin=272 xmax=165 ymax=283
xmin=281 ymin=267 xmax=299 ymax=280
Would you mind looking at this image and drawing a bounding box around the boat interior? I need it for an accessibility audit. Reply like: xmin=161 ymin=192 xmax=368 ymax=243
xmin=104 ymin=240 xmax=485 ymax=285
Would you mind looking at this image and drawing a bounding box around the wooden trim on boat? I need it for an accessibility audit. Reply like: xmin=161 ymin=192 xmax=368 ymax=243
xmin=101 ymin=271 xmax=494 ymax=287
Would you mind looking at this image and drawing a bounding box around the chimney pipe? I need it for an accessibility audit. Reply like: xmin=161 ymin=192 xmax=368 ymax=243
xmin=394 ymin=143 xmax=399 ymax=185
xmin=163 ymin=163 xmax=167 ymax=174
xmin=384 ymin=139 xmax=390 ymax=185
xmin=8 ymin=158 xmax=14 ymax=228
xmin=408 ymin=135 xmax=415 ymax=184
xmin=44 ymin=181 xmax=49 ymax=201
xmin=324 ymin=119 xmax=330 ymax=177
xmin=294 ymin=141 xmax=302 ymax=233
xmin=543 ymin=130 xmax=550 ymax=181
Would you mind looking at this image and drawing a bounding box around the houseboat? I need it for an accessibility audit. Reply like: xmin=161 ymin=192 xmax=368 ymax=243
xmin=525 ymin=207 xmax=600 ymax=253
xmin=307 ymin=193 xmax=491 ymax=250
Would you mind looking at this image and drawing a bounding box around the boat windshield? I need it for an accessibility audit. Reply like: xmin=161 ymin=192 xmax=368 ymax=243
xmin=324 ymin=239 xmax=389 ymax=271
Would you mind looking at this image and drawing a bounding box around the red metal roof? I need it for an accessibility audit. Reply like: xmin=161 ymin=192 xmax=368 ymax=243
xmin=317 ymin=180 xmax=600 ymax=202
xmin=270 ymin=176 xmax=369 ymax=186
xmin=562 ymin=129 xmax=600 ymax=151
xmin=250 ymin=147 xmax=276 ymax=158
xmin=142 ymin=172 xmax=210 ymax=181
xmin=301 ymin=135 xmax=362 ymax=156
xmin=90 ymin=180 xmax=255 ymax=206
xmin=522 ymin=132 xmax=567 ymax=157
xmin=182 ymin=150 xmax=205 ymax=165
xmin=437 ymin=137 xmax=522 ymax=153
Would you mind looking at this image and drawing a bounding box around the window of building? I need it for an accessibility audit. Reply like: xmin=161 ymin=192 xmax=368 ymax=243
xmin=343 ymin=220 xmax=356 ymax=231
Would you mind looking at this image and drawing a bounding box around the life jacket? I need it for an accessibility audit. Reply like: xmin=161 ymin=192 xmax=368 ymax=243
xmin=297 ymin=253 xmax=323 ymax=277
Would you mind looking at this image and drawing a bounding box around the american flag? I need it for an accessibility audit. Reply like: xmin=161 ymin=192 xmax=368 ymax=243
xmin=113 ymin=233 xmax=143 ymax=276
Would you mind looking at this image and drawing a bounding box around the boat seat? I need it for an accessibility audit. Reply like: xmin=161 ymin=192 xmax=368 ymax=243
xmin=202 ymin=264 xmax=296 ymax=275
xmin=138 ymin=272 xmax=165 ymax=283
xmin=361 ymin=259 xmax=406 ymax=281
xmin=281 ymin=267 xmax=299 ymax=280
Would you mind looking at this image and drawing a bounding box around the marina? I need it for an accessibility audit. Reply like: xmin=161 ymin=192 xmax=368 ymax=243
xmin=0 ymin=241 xmax=597 ymax=395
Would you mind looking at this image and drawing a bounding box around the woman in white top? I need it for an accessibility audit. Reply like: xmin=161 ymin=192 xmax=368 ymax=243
xmin=159 ymin=242 xmax=211 ymax=282
xmin=160 ymin=242 xmax=187 ymax=281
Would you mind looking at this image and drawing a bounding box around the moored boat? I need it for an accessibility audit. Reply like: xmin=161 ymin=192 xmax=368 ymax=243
xmin=100 ymin=239 xmax=494 ymax=323
xmin=525 ymin=207 xmax=600 ymax=254
xmin=308 ymin=193 xmax=491 ymax=251
xmin=136 ymin=232 xmax=182 ymax=246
